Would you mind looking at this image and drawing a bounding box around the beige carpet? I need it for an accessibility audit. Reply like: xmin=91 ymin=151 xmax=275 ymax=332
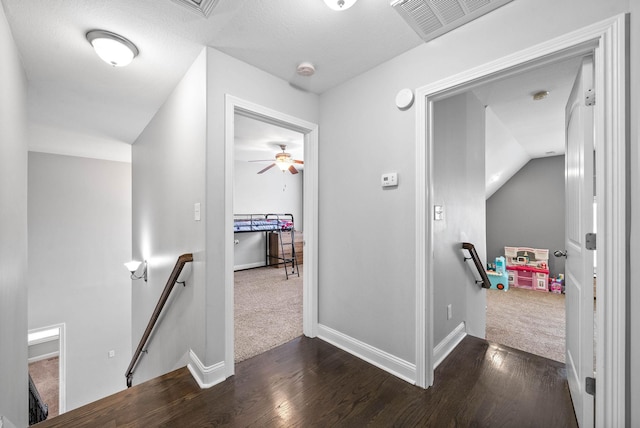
xmin=234 ymin=265 xmax=303 ymax=362
xmin=29 ymin=357 xmax=59 ymax=418
xmin=486 ymin=287 xmax=565 ymax=362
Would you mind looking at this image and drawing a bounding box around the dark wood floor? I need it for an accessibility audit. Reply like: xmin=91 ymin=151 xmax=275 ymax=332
xmin=35 ymin=335 xmax=577 ymax=427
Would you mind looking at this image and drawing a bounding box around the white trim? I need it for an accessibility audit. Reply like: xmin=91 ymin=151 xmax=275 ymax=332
xmin=415 ymin=15 xmax=626 ymax=426
xmin=233 ymin=262 xmax=266 ymax=271
xmin=318 ymin=324 xmax=416 ymax=384
xmin=28 ymin=351 xmax=60 ymax=364
xmin=433 ymin=322 xmax=466 ymax=369
xmin=187 ymin=349 xmax=226 ymax=389
xmin=225 ymin=95 xmax=319 ymax=378
xmin=27 ymin=324 xmax=66 ymax=414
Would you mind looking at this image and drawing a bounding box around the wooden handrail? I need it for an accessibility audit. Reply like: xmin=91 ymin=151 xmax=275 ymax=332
xmin=125 ymin=253 xmax=194 ymax=387
xmin=462 ymin=243 xmax=491 ymax=289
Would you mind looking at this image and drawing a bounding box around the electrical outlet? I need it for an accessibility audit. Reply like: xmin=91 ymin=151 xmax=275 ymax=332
xmin=447 ymin=304 xmax=452 ymax=320
xmin=108 ymin=350 xmax=115 ymax=358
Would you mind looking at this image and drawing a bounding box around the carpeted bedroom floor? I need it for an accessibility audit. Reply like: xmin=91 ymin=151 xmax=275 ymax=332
xmin=486 ymin=286 xmax=565 ymax=362
xmin=234 ymin=266 xmax=566 ymax=364
xmin=234 ymin=265 xmax=303 ymax=362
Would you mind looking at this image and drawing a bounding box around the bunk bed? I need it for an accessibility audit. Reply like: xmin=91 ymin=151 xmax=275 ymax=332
xmin=233 ymin=213 xmax=299 ymax=279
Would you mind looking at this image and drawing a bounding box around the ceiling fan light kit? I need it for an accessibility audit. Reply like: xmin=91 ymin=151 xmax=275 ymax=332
xmin=253 ymin=144 xmax=303 ymax=175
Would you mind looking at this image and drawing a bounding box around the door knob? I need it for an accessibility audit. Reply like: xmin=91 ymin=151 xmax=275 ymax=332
xmin=553 ymin=250 xmax=567 ymax=258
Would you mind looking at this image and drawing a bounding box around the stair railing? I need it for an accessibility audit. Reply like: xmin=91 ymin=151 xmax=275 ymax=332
xmin=462 ymin=242 xmax=491 ymax=289
xmin=125 ymin=253 xmax=193 ymax=387
xmin=28 ymin=373 xmax=48 ymax=424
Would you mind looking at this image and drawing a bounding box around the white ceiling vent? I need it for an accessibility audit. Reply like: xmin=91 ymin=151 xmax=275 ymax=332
xmin=391 ymin=0 xmax=513 ymax=42
xmin=170 ymin=0 xmax=220 ymax=17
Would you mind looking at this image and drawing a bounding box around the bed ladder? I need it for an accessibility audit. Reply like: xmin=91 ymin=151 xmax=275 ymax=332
xmin=279 ymin=228 xmax=299 ymax=279
xmin=268 ymin=230 xmax=299 ymax=279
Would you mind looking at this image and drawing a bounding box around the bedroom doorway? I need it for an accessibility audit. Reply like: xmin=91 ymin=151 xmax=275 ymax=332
xmin=232 ymin=113 xmax=305 ymax=363
xmin=475 ymin=56 xmax=585 ymax=364
xmin=417 ymin=15 xmax=625 ymax=424
xmin=224 ymin=95 xmax=319 ymax=373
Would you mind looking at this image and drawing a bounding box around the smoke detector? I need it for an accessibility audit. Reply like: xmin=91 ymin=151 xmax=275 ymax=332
xmin=533 ymin=90 xmax=550 ymax=101
xmin=296 ymin=62 xmax=316 ymax=77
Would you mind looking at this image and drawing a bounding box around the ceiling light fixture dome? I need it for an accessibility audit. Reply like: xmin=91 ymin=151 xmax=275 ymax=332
xmin=86 ymin=30 xmax=139 ymax=67
xmin=323 ymin=0 xmax=358 ymax=11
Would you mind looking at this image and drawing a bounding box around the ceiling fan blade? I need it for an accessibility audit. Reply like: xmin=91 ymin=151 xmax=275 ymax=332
xmin=288 ymin=165 xmax=299 ymax=174
xmin=249 ymin=159 xmax=275 ymax=163
xmin=293 ymin=159 xmax=304 ymax=164
xmin=258 ymin=163 xmax=276 ymax=174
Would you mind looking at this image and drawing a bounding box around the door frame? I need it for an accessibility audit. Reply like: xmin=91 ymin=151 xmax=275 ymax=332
xmin=414 ymin=14 xmax=626 ymax=426
xmin=224 ymin=95 xmax=319 ymax=373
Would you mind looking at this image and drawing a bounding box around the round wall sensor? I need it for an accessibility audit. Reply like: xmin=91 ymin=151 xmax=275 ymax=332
xmin=395 ymin=88 xmax=414 ymax=110
xmin=296 ymin=62 xmax=315 ymax=77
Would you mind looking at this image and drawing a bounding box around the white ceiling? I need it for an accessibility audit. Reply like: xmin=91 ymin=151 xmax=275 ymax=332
xmin=3 ymin=0 xmax=580 ymax=193
xmin=234 ymin=114 xmax=304 ymax=164
xmin=474 ymin=56 xmax=582 ymax=159
xmin=1 ymin=0 xmax=422 ymax=146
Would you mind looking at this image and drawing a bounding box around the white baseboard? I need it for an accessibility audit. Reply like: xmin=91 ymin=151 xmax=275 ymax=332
xmin=433 ymin=322 xmax=466 ymax=369
xmin=28 ymin=351 xmax=59 ymax=364
xmin=317 ymin=324 xmax=416 ymax=384
xmin=187 ymin=349 xmax=226 ymax=389
xmin=233 ymin=262 xmax=265 ymax=271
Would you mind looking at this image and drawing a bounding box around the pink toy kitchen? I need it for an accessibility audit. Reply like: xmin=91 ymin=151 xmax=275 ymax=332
xmin=504 ymin=246 xmax=549 ymax=292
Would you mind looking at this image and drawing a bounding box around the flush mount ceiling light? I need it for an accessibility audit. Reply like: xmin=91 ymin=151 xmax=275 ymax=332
xmin=86 ymin=30 xmax=139 ymax=67
xmin=533 ymin=90 xmax=550 ymax=101
xmin=323 ymin=0 xmax=358 ymax=11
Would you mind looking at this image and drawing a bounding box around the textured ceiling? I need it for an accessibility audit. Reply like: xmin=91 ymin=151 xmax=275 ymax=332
xmin=1 ymin=0 xmax=422 ymax=146
xmin=3 ymin=0 xmax=578 ymax=191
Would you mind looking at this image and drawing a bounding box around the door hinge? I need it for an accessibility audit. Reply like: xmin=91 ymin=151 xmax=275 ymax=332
xmin=585 ymin=233 xmax=596 ymax=250
xmin=586 ymin=376 xmax=596 ymax=396
xmin=585 ymin=88 xmax=595 ymax=106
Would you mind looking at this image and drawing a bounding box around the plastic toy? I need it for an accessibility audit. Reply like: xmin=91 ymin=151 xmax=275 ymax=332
xmin=486 ymin=256 xmax=509 ymax=291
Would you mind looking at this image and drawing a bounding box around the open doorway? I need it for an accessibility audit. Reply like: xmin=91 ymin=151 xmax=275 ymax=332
xmin=474 ymin=56 xmax=586 ymax=363
xmin=418 ymin=16 xmax=625 ymax=425
xmin=28 ymin=324 xmax=66 ymax=418
xmin=232 ymin=113 xmax=305 ymax=363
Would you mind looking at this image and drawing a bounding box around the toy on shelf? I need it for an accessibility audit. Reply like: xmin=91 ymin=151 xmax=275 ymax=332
xmin=505 ymin=246 xmax=550 ymax=291
xmin=486 ymin=256 xmax=509 ymax=291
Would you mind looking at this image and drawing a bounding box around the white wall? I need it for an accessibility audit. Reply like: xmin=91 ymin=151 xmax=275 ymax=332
xmin=484 ymin=107 xmax=530 ymax=199
xmin=205 ymin=47 xmax=319 ymax=366
xmin=0 ymin=4 xmax=28 ymax=426
xmin=131 ymin=49 xmax=207 ymax=384
xmin=27 ymin=152 xmax=132 ymax=410
xmin=233 ymin=160 xmax=303 ymax=269
xmin=318 ymin=0 xmax=628 ymax=370
xmin=433 ymin=92 xmax=486 ymax=345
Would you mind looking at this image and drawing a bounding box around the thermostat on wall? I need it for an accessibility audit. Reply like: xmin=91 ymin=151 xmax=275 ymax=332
xmin=381 ymin=172 xmax=398 ymax=187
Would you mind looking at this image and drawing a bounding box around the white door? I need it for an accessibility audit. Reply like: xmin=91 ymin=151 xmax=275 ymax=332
xmin=565 ymin=56 xmax=595 ymax=427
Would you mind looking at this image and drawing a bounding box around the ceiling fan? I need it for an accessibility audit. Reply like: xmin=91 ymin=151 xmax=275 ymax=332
xmin=251 ymin=144 xmax=303 ymax=175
